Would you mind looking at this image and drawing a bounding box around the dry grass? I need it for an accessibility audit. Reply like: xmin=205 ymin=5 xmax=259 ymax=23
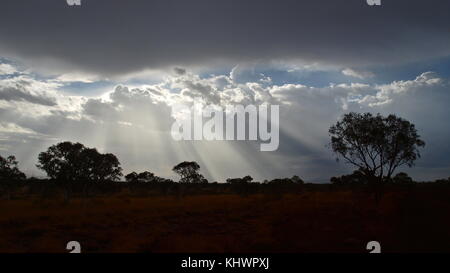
xmin=0 ymin=190 xmax=449 ymax=253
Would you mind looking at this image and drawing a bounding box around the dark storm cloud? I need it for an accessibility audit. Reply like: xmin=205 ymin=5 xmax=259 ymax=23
xmin=173 ymin=67 xmax=186 ymax=76
xmin=0 ymin=86 xmax=57 ymax=106
xmin=0 ymin=0 xmax=449 ymax=76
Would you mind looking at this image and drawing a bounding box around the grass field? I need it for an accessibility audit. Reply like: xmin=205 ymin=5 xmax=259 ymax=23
xmin=1 ymin=186 xmax=449 ymax=253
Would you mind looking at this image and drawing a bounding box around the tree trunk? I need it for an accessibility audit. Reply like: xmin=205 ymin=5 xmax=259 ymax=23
xmin=368 ymin=175 xmax=383 ymax=205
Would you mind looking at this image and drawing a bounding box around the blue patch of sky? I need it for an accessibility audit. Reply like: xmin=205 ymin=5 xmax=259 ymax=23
xmin=369 ymin=55 xmax=450 ymax=83
xmin=202 ymin=65 xmax=365 ymax=87
xmin=197 ymin=66 xmax=352 ymax=87
xmin=121 ymin=78 xmax=165 ymax=87
xmin=60 ymin=81 xmax=116 ymax=97
xmin=198 ymin=56 xmax=450 ymax=88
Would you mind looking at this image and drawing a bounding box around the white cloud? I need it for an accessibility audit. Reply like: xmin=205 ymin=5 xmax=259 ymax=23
xmin=342 ymin=68 xmax=375 ymax=79
xmin=0 ymin=63 xmax=17 ymax=75
xmin=0 ymin=65 xmax=449 ymax=182
xmin=55 ymin=72 xmax=101 ymax=83
xmin=0 ymin=74 xmax=61 ymax=106
xmin=357 ymin=72 xmax=445 ymax=107
xmin=0 ymin=122 xmax=36 ymax=134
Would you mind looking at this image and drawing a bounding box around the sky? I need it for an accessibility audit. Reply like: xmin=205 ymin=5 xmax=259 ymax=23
xmin=1 ymin=0 xmax=450 ymax=182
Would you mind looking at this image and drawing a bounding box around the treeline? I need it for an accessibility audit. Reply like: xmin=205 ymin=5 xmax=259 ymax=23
xmin=1 ymin=141 xmax=450 ymax=201
xmin=1 ymin=174 xmax=449 ymax=203
xmin=0 ymin=142 xmax=308 ymax=200
xmin=0 ymin=141 xmax=306 ymax=185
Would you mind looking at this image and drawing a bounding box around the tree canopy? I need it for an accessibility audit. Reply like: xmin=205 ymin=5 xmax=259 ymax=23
xmin=226 ymin=175 xmax=253 ymax=184
xmin=37 ymin=141 xmax=122 ymax=181
xmin=172 ymin=161 xmax=207 ymax=183
xmin=0 ymin=155 xmax=26 ymax=180
xmin=125 ymin=171 xmax=155 ymax=182
xmin=329 ymin=112 xmax=425 ymax=181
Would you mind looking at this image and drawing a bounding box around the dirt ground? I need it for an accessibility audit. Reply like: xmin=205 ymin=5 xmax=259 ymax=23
xmin=0 ymin=190 xmax=449 ymax=253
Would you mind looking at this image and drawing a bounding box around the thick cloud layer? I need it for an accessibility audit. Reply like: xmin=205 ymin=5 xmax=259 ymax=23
xmin=1 ymin=0 xmax=450 ymax=76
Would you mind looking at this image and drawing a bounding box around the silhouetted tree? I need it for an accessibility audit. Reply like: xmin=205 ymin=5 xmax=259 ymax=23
xmin=392 ymin=172 xmax=414 ymax=185
xmin=243 ymin=175 xmax=253 ymax=183
xmin=268 ymin=178 xmax=295 ymax=185
xmin=226 ymin=175 xmax=253 ymax=184
xmin=172 ymin=161 xmax=207 ymax=183
xmin=126 ymin=171 xmax=170 ymax=184
xmin=330 ymin=170 xmax=367 ymax=185
xmin=37 ymin=142 xmax=122 ymax=181
xmin=329 ymin=112 xmax=425 ymax=182
xmin=226 ymin=176 xmax=256 ymax=196
xmin=291 ymin=175 xmax=304 ymax=184
xmin=137 ymin=171 xmax=155 ymax=182
xmin=434 ymin=177 xmax=450 ymax=185
xmin=82 ymin=148 xmax=122 ymax=181
xmin=125 ymin=172 xmax=138 ymax=182
xmin=0 ymin=155 xmax=26 ymax=180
